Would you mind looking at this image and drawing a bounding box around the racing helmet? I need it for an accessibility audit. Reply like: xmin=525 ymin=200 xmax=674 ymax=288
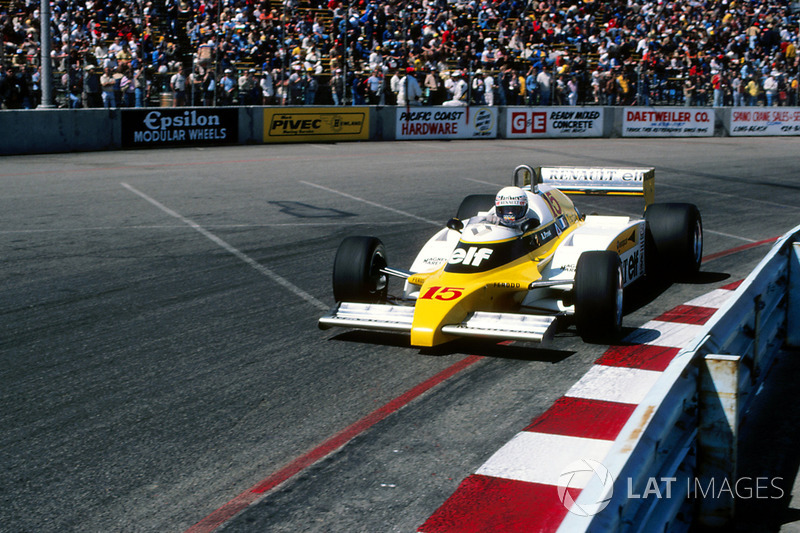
xmin=495 ymin=186 xmax=529 ymax=223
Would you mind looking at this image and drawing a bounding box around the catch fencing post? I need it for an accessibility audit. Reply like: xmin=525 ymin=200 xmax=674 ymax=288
xmin=789 ymin=242 xmax=800 ymax=348
xmin=697 ymin=353 xmax=742 ymax=528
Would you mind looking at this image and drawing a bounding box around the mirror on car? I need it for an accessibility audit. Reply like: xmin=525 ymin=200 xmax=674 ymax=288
xmin=446 ymin=218 xmax=464 ymax=232
xmin=519 ymin=217 xmax=540 ymax=234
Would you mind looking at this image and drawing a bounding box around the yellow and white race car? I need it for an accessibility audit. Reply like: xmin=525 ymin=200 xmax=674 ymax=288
xmin=319 ymin=165 xmax=702 ymax=345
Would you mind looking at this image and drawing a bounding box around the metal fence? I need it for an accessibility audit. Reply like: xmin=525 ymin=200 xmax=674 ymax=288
xmin=559 ymin=223 xmax=800 ymax=532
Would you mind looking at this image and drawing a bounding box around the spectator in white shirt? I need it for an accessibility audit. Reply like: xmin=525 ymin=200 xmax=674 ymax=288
xmin=397 ymin=67 xmax=422 ymax=106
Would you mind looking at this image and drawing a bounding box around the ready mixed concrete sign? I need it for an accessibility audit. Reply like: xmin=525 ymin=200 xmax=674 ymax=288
xmin=506 ymin=108 xmax=603 ymax=138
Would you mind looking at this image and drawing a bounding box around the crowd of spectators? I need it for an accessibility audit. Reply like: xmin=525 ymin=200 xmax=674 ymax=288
xmin=1 ymin=0 xmax=798 ymax=109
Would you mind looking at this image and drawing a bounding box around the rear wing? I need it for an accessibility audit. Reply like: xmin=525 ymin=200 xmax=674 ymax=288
xmin=513 ymin=165 xmax=655 ymax=207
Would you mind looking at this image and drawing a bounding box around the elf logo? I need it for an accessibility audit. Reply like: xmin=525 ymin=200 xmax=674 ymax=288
xmin=449 ymin=247 xmax=493 ymax=267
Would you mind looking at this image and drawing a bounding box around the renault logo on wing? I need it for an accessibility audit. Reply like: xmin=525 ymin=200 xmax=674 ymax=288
xmin=449 ymin=247 xmax=493 ymax=267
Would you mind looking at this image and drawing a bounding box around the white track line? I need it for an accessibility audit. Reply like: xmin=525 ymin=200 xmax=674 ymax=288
xmin=301 ymin=181 xmax=441 ymax=226
xmin=463 ymin=177 xmax=502 ymax=187
xmin=0 ymin=222 xmax=398 ymax=235
xmin=704 ymin=229 xmax=757 ymax=242
xmin=121 ymin=182 xmax=329 ymax=311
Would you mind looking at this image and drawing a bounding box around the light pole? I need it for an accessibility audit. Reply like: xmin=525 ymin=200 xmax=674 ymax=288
xmin=39 ymin=0 xmax=56 ymax=108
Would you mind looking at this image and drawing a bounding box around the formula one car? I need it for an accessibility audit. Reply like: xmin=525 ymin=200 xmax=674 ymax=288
xmin=319 ymin=165 xmax=702 ymax=345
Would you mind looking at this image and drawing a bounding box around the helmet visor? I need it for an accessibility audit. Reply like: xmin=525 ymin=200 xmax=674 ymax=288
xmin=497 ymin=204 xmax=527 ymax=222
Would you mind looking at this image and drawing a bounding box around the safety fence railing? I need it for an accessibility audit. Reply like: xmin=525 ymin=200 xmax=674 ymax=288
xmin=558 ymin=223 xmax=800 ymax=533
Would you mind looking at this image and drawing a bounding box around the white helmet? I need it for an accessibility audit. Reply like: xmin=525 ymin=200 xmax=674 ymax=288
xmin=495 ymin=186 xmax=528 ymax=223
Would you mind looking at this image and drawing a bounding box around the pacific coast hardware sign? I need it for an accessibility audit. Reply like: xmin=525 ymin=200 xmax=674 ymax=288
xmin=623 ymin=107 xmax=713 ymax=137
xmin=121 ymin=109 xmax=238 ymax=147
xmin=263 ymin=108 xmax=369 ymax=142
xmin=729 ymin=107 xmax=800 ymax=135
xmin=506 ymin=107 xmax=604 ymax=138
xmin=396 ymin=107 xmax=497 ymax=140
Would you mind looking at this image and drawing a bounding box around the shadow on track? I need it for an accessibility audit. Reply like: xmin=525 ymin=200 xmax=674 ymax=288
xmin=624 ymin=270 xmax=731 ymax=315
xmin=328 ymin=331 xmax=573 ymax=363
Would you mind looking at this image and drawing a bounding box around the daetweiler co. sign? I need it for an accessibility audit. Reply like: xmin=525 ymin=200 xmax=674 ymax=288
xmin=622 ymin=107 xmax=713 ymax=137
xmin=121 ymin=109 xmax=238 ymax=147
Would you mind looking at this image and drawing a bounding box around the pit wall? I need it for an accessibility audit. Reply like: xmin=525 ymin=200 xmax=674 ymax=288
xmin=1 ymin=106 xmax=799 ymax=156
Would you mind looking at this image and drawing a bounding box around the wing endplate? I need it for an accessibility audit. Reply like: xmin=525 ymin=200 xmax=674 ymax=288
xmin=441 ymin=312 xmax=557 ymax=344
xmin=318 ymin=303 xmax=414 ymax=332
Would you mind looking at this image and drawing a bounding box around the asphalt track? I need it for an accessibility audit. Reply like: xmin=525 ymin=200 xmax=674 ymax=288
xmin=2 ymin=137 xmax=800 ymax=533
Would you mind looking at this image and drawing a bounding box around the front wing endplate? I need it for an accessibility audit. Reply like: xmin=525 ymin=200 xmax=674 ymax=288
xmin=442 ymin=312 xmax=556 ymax=343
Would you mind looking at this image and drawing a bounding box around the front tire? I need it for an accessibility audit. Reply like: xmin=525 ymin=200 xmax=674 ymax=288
xmin=332 ymin=236 xmax=388 ymax=303
xmin=574 ymin=251 xmax=624 ymax=343
xmin=645 ymin=203 xmax=703 ymax=279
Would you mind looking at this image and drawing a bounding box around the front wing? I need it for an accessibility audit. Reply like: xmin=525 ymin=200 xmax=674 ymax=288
xmin=318 ymin=302 xmax=557 ymax=344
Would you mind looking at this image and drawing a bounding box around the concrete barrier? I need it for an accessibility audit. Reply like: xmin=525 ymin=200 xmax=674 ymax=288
xmin=0 ymin=109 xmax=120 ymax=155
xmin=2 ymin=106 xmax=800 ymax=156
xmin=559 ymin=223 xmax=800 ymax=533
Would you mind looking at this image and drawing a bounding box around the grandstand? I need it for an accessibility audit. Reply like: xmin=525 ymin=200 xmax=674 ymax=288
xmin=1 ymin=0 xmax=798 ymax=108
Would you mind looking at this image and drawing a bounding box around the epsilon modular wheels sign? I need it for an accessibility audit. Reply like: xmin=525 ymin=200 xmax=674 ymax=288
xmin=121 ymin=109 xmax=239 ymax=147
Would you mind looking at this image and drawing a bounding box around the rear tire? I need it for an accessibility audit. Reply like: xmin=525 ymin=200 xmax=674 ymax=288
xmin=574 ymin=251 xmax=624 ymax=343
xmin=456 ymin=194 xmax=495 ymax=220
xmin=645 ymin=203 xmax=703 ymax=279
xmin=332 ymin=236 xmax=388 ymax=303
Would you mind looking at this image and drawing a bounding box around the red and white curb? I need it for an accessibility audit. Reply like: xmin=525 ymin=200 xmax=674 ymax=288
xmin=418 ymin=281 xmax=742 ymax=533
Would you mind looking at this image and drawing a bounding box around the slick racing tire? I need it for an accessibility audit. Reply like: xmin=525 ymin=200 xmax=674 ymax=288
xmin=645 ymin=203 xmax=703 ymax=279
xmin=574 ymin=251 xmax=624 ymax=343
xmin=456 ymin=194 xmax=496 ymax=220
xmin=332 ymin=236 xmax=388 ymax=303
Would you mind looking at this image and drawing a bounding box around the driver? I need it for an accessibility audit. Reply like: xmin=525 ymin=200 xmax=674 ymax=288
xmin=455 ymin=186 xmax=541 ymax=232
xmin=493 ymin=186 xmax=533 ymax=227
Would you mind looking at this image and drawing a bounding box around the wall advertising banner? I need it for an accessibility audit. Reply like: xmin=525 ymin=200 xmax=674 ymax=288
xmin=396 ymin=107 xmax=497 ymax=140
xmin=506 ymin=107 xmax=604 ymax=138
xmin=622 ymin=108 xmax=713 ymax=137
xmin=121 ymin=108 xmax=238 ymax=147
xmin=263 ymin=107 xmax=369 ymax=142
xmin=729 ymin=107 xmax=800 ymax=135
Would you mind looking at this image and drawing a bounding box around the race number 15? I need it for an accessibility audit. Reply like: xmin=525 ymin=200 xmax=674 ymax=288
xmin=420 ymin=286 xmax=464 ymax=301
xmin=544 ymin=191 xmax=563 ymax=216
